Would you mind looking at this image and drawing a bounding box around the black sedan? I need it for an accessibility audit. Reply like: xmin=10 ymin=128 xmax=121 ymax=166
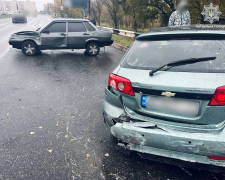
xmin=9 ymin=19 xmax=113 ymax=56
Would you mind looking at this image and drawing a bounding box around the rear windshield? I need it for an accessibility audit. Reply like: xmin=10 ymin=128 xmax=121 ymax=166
xmin=121 ymin=36 xmax=225 ymax=73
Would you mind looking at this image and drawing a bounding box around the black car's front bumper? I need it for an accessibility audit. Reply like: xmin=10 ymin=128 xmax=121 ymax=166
xmin=9 ymin=41 xmax=22 ymax=49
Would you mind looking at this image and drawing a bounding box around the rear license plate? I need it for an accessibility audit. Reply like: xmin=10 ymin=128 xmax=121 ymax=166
xmin=142 ymin=96 xmax=200 ymax=116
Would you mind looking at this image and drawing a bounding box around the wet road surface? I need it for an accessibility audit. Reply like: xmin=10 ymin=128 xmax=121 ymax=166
xmin=0 ymin=15 xmax=225 ymax=180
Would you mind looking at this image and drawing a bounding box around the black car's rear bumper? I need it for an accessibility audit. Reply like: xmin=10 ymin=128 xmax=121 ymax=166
xmin=99 ymin=40 xmax=113 ymax=47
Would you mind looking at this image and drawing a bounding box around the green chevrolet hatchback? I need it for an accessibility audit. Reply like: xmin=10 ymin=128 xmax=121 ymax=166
xmin=103 ymin=25 xmax=225 ymax=170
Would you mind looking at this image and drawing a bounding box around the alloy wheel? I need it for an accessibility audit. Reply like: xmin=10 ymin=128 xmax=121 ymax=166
xmin=89 ymin=45 xmax=98 ymax=55
xmin=24 ymin=44 xmax=35 ymax=55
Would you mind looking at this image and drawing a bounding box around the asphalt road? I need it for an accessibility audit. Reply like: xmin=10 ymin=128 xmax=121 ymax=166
xmin=0 ymin=15 xmax=225 ymax=180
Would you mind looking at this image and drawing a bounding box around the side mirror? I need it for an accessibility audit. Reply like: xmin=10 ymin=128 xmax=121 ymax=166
xmin=42 ymin=30 xmax=49 ymax=34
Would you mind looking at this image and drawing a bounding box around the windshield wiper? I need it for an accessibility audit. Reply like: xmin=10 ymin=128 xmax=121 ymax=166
xmin=149 ymin=57 xmax=217 ymax=76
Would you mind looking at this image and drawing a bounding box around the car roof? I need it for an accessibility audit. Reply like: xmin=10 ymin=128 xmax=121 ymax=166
xmin=52 ymin=19 xmax=89 ymax=23
xmin=137 ymin=25 xmax=225 ymax=39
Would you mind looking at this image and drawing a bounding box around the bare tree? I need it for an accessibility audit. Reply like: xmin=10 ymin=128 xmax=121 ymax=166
xmin=91 ymin=0 xmax=103 ymax=26
xmin=103 ymin=0 xmax=127 ymax=29
xmin=148 ymin=0 xmax=176 ymax=26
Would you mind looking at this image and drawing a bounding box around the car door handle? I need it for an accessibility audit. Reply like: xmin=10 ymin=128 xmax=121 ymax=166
xmin=83 ymin=33 xmax=89 ymax=35
xmin=60 ymin=33 xmax=66 ymax=36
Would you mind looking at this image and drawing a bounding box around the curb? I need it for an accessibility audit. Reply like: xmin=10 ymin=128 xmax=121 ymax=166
xmin=111 ymin=42 xmax=128 ymax=52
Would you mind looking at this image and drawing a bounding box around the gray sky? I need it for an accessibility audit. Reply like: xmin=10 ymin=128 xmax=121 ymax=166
xmin=34 ymin=0 xmax=53 ymax=11
xmin=4 ymin=0 xmax=54 ymax=11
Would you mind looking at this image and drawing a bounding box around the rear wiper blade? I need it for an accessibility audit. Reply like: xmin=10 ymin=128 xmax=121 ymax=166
xmin=149 ymin=57 xmax=216 ymax=76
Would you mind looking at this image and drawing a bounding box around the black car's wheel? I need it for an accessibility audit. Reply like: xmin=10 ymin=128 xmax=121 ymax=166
xmin=21 ymin=41 xmax=38 ymax=56
xmin=86 ymin=43 xmax=100 ymax=56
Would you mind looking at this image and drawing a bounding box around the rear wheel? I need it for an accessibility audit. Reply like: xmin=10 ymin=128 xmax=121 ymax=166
xmin=21 ymin=41 xmax=38 ymax=56
xmin=86 ymin=43 xmax=100 ymax=56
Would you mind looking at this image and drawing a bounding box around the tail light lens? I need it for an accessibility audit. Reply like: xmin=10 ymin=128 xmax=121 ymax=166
xmin=208 ymin=86 xmax=225 ymax=106
xmin=108 ymin=74 xmax=134 ymax=96
xmin=208 ymin=156 xmax=225 ymax=161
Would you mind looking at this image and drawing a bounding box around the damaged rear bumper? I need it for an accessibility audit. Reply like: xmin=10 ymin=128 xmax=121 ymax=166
xmin=110 ymin=121 xmax=225 ymax=169
xmin=103 ymin=87 xmax=225 ymax=170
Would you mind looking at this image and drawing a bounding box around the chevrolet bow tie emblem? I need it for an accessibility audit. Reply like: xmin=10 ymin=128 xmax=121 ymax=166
xmin=161 ymin=92 xmax=176 ymax=97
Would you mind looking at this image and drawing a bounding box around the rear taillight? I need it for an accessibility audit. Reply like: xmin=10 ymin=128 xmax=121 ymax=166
xmin=208 ymin=156 xmax=225 ymax=161
xmin=108 ymin=74 xmax=134 ymax=96
xmin=208 ymin=86 xmax=225 ymax=106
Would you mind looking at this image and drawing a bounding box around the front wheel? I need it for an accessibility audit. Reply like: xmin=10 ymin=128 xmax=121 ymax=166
xmin=21 ymin=41 xmax=38 ymax=56
xmin=86 ymin=43 xmax=100 ymax=56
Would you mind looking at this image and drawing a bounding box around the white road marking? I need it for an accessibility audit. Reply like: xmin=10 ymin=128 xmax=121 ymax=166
xmin=25 ymin=16 xmax=38 ymax=27
xmin=0 ymin=46 xmax=11 ymax=62
xmin=0 ymin=23 xmax=9 ymax=27
xmin=32 ymin=15 xmax=41 ymax=26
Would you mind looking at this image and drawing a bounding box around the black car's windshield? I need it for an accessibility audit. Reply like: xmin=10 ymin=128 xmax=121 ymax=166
xmin=121 ymin=37 xmax=225 ymax=73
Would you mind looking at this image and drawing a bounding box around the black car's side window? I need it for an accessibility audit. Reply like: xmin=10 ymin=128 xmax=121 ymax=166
xmin=84 ymin=22 xmax=96 ymax=31
xmin=46 ymin=22 xmax=66 ymax=33
xmin=68 ymin=22 xmax=86 ymax=32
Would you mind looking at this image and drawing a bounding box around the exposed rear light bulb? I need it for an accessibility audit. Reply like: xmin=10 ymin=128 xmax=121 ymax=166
xmin=108 ymin=74 xmax=134 ymax=96
xmin=118 ymin=83 xmax=124 ymax=91
xmin=110 ymin=80 xmax=116 ymax=89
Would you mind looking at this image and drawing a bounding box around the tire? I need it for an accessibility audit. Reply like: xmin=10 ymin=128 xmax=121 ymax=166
xmin=21 ymin=41 xmax=38 ymax=56
xmin=86 ymin=42 xmax=100 ymax=56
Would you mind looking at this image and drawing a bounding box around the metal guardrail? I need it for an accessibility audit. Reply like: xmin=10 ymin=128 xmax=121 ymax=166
xmin=97 ymin=26 xmax=141 ymax=39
